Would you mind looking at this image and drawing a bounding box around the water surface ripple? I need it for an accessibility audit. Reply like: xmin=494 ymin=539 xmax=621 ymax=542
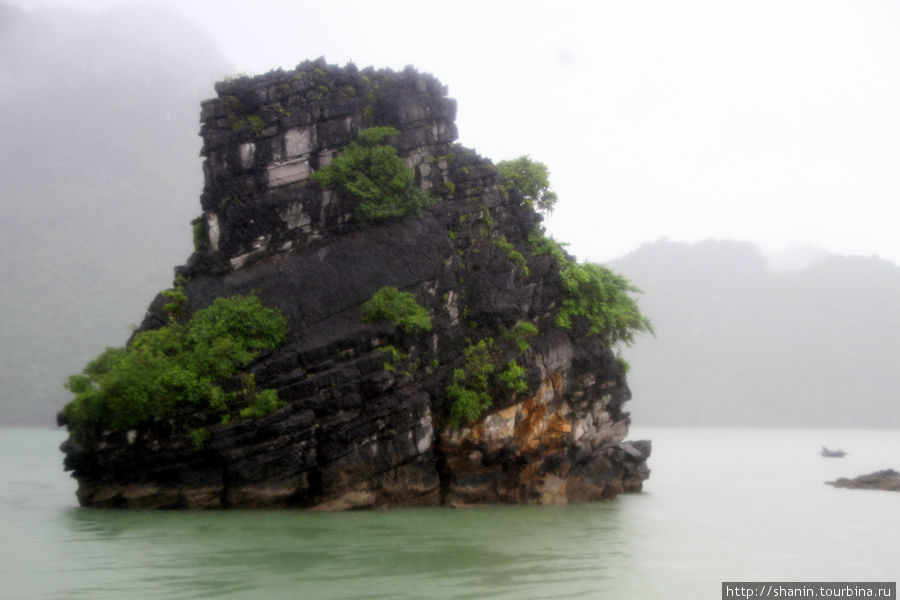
xmin=2 ymin=427 xmax=897 ymax=598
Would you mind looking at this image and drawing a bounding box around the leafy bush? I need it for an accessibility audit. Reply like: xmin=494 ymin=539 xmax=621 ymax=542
xmin=515 ymin=322 xmax=538 ymax=337
xmin=445 ymin=339 xmax=530 ymax=424
xmin=361 ymin=286 xmax=432 ymax=334
xmin=247 ymin=115 xmax=265 ymax=135
xmin=188 ymin=427 xmax=209 ymax=449
xmin=446 ymin=339 xmax=496 ymax=425
xmin=498 ymin=360 xmax=528 ymax=393
xmin=357 ymin=126 xmax=397 ymax=145
xmin=511 ymin=321 xmax=539 ymax=351
xmin=161 ymin=287 xmax=188 ymax=320
xmin=555 ymin=261 xmax=654 ymax=347
xmin=528 ymin=230 xmax=569 ymax=261
xmin=497 ymin=156 xmax=558 ymax=214
xmin=446 ymin=382 xmax=489 ymax=425
xmin=529 ymin=232 xmax=653 ymax=348
xmin=237 ymin=375 xmax=283 ymax=419
xmin=62 ymin=293 xmax=288 ymax=432
xmin=312 ymin=126 xmax=434 ymax=223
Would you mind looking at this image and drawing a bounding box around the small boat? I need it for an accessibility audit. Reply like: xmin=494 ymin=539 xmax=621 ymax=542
xmin=821 ymin=446 xmax=847 ymax=458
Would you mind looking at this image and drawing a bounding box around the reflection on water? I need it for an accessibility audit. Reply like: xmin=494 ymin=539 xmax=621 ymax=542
xmin=2 ymin=427 xmax=898 ymax=599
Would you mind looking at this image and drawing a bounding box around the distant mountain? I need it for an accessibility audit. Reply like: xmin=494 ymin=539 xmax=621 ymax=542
xmin=610 ymin=239 xmax=900 ymax=428
xmin=764 ymin=244 xmax=830 ymax=272
xmin=0 ymin=3 xmax=230 ymax=424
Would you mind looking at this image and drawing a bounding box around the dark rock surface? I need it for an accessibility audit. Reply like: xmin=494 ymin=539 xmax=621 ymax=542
xmin=59 ymin=59 xmax=651 ymax=509
xmin=827 ymin=469 xmax=900 ymax=492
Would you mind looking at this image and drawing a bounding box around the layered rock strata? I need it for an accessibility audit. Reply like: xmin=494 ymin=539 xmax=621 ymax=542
xmin=60 ymin=59 xmax=650 ymax=509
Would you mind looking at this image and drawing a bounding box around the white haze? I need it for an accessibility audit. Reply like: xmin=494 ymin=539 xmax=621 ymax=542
xmin=7 ymin=0 xmax=900 ymax=266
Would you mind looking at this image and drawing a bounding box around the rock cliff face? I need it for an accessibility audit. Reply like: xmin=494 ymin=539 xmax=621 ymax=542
xmin=60 ymin=59 xmax=650 ymax=509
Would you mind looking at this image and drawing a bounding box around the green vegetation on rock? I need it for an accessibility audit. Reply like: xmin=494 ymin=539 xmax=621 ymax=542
xmin=446 ymin=339 xmax=496 ymax=425
xmin=527 ymin=231 xmax=653 ymax=347
xmin=247 ymin=114 xmax=266 ymax=135
xmin=493 ymin=234 xmax=530 ymax=277
xmin=497 ymin=155 xmax=558 ymax=214
xmin=62 ymin=293 xmax=288 ymax=432
xmin=508 ymin=321 xmax=539 ymax=353
xmin=236 ymin=374 xmax=283 ymax=419
xmin=312 ymin=126 xmax=434 ymax=223
xmin=376 ymin=344 xmax=407 ymax=371
xmin=554 ymin=253 xmax=653 ymax=347
xmin=498 ymin=360 xmax=528 ymax=393
xmin=361 ymin=286 xmax=432 ymax=334
xmin=445 ymin=339 xmax=531 ymax=425
xmin=161 ymin=287 xmax=188 ymax=321
xmin=192 ymin=219 xmax=208 ymax=253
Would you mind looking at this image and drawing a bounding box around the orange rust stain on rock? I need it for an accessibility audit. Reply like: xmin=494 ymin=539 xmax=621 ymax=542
xmin=541 ymin=412 xmax=571 ymax=450
xmin=513 ymin=396 xmax=547 ymax=453
xmin=469 ymin=422 xmax=486 ymax=444
xmin=548 ymin=371 xmax=563 ymax=395
xmin=511 ymin=371 xmax=572 ymax=454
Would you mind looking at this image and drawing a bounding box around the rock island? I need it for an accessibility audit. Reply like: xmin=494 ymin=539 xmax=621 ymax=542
xmin=59 ymin=59 xmax=652 ymax=509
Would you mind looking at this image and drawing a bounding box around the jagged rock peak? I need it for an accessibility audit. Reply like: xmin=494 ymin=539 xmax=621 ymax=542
xmin=189 ymin=58 xmax=459 ymax=274
xmin=60 ymin=60 xmax=651 ymax=510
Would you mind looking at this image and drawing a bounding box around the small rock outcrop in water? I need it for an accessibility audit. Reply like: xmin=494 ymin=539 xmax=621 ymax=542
xmin=827 ymin=469 xmax=900 ymax=492
xmin=59 ymin=59 xmax=651 ymax=509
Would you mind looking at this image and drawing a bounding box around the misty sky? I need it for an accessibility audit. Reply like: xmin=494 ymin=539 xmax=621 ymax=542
xmin=8 ymin=0 xmax=900 ymax=265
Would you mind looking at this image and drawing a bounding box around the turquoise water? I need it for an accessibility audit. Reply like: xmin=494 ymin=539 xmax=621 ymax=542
xmin=1 ymin=427 xmax=897 ymax=599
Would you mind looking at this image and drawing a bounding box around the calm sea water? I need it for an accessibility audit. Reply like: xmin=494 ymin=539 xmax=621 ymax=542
xmin=1 ymin=426 xmax=897 ymax=599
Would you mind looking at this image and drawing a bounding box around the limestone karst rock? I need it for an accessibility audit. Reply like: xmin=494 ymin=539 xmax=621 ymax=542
xmin=59 ymin=59 xmax=651 ymax=509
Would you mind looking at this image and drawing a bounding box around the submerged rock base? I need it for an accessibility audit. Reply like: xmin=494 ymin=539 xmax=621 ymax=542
xmin=60 ymin=59 xmax=651 ymax=510
xmin=63 ymin=372 xmax=651 ymax=510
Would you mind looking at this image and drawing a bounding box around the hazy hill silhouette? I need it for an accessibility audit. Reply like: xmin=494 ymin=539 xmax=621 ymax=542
xmin=610 ymin=239 xmax=900 ymax=428
xmin=0 ymin=3 xmax=229 ymax=424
